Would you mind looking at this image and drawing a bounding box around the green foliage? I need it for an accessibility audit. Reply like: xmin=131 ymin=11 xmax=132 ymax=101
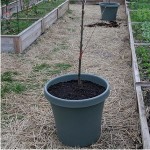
xmin=141 ymin=22 xmax=150 ymax=41
xmin=136 ymin=46 xmax=150 ymax=80
xmin=23 ymin=0 xmax=30 ymax=6
xmin=13 ymin=0 xmax=65 ymax=18
xmin=131 ymin=10 xmax=150 ymax=22
xmin=129 ymin=2 xmax=150 ymax=10
xmin=130 ymin=0 xmax=150 ymax=2
xmin=1 ymin=19 xmax=35 ymax=35
xmin=132 ymin=22 xmax=150 ymax=42
xmin=1 ymin=0 xmax=11 ymax=5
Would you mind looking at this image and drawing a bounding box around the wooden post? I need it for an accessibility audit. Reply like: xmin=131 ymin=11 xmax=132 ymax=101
xmin=14 ymin=37 xmax=21 ymax=53
xmin=41 ymin=19 xmax=45 ymax=33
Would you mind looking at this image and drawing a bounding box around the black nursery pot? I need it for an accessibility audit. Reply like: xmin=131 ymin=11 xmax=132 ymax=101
xmin=44 ymin=74 xmax=110 ymax=147
xmin=99 ymin=2 xmax=120 ymax=21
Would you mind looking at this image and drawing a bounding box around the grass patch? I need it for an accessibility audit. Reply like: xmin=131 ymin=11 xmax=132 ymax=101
xmin=33 ymin=63 xmax=51 ymax=72
xmin=1 ymin=101 xmax=25 ymax=128
xmin=52 ymin=42 xmax=69 ymax=52
xmin=1 ymin=71 xmax=26 ymax=98
xmin=27 ymin=82 xmax=41 ymax=90
xmin=59 ymin=43 xmax=69 ymax=50
xmin=67 ymin=28 xmax=76 ymax=32
xmin=55 ymin=63 xmax=72 ymax=70
xmin=32 ymin=62 xmax=72 ymax=75
xmin=1 ymin=71 xmax=18 ymax=82
xmin=67 ymin=9 xmax=73 ymax=14
xmin=1 ymin=82 xmax=26 ymax=97
xmin=53 ymin=47 xmax=60 ymax=52
xmin=46 ymin=70 xmax=61 ymax=75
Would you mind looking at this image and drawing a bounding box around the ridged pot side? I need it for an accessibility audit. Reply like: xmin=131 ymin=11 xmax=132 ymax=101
xmin=44 ymin=74 xmax=110 ymax=147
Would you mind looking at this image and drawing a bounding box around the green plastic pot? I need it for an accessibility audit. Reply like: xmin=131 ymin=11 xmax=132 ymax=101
xmin=44 ymin=74 xmax=110 ymax=147
xmin=99 ymin=2 xmax=120 ymax=21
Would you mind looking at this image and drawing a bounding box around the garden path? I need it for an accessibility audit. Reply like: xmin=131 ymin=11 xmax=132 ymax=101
xmin=1 ymin=4 xmax=142 ymax=149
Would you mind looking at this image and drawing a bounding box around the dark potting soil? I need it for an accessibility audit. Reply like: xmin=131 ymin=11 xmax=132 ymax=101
xmin=85 ymin=21 xmax=120 ymax=28
xmin=48 ymin=80 xmax=106 ymax=100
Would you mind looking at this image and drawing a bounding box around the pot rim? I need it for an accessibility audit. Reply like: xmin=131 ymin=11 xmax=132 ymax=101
xmin=99 ymin=2 xmax=120 ymax=7
xmin=44 ymin=73 xmax=110 ymax=108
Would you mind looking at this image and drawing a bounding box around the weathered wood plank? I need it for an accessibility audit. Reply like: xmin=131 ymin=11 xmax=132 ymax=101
xmin=127 ymin=21 xmax=140 ymax=85
xmin=20 ymin=19 xmax=42 ymax=51
xmin=58 ymin=0 xmax=69 ymax=18
xmin=9 ymin=18 xmax=39 ymax=20
xmin=134 ymin=43 xmax=150 ymax=46
xmin=1 ymin=36 xmax=16 ymax=52
xmin=136 ymin=82 xmax=150 ymax=87
xmin=1 ymin=35 xmax=19 ymax=37
xmin=136 ymin=86 xmax=150 ymax=149
xmin=42 ymin=8 xmax=58 ymax=31
xmin=18 ymin=19 xmax=41 ymax=36
xmin=13 ymin=37 xmax=22 ymax=53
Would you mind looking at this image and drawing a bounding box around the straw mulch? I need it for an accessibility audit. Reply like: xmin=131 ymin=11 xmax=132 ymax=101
xmin=1 ymin=4 xmax=142 ymax=149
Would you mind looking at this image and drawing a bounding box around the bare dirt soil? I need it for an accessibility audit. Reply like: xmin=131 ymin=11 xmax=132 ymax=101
xmin=1 ymin=4 xmax=142 ymax=149
xmin=142 ymin=87 xmax=150 ymax=133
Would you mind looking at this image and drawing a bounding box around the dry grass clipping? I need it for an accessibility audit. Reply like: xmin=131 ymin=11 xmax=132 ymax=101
xmin=1 ymin=4 xmax=142 ymax=149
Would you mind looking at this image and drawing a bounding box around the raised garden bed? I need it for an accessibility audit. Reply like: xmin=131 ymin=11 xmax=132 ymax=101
xmin=1 ymin=0 xmax=69 ymax=53
xmin=1 ymin=0 xmax=41 ymax=18
xmin=12 ymin=0 xmax=65 ymax=19
xmin=126 ymin=0 xmax=150 ymax=148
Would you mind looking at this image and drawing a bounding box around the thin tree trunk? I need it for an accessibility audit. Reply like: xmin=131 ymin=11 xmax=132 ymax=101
xmin=78 ymin=0 xmax=85 ymax=85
